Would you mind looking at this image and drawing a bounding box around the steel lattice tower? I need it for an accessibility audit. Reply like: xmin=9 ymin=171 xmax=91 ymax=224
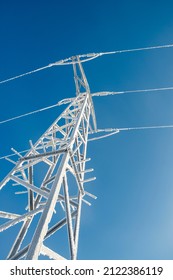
xmin=0 ymin=56 xmax=97 ymax=260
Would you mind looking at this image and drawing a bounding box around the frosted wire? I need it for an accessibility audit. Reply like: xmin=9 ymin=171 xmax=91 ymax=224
xmin=1 ymin=43 xmax=173 ymax=85
xmin=1 ymin=124 xmax=173 ymax=160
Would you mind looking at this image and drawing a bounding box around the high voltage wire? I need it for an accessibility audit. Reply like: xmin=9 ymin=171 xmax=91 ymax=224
xmin=1 ymin=43 xmax=173 ymax=85
xmin=0 ymin=103 xmax=59 ymax=125
xmin=89 ymin=125 xmax=173 ymax=141
xmin=92 ymin=87 xmax=173 ymax=97
xmin=0 ymin=65 xmax=52 ymax=85
xmin=0 ymin=54 xmax=99 ymax=85
xmin=97 ymin=43 xmax=173 ymax=56
xmin=1 ymin=86 xmax=173 ymax=125
xmin=119 ymin=124 xmax=173 ymax=131
xmin=0 ymin=97 xmax=73 ymax=125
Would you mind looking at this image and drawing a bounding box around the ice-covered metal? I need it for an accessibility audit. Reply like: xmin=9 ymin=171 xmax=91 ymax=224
xmin=0 ymin=56 xmax=97 ymax=260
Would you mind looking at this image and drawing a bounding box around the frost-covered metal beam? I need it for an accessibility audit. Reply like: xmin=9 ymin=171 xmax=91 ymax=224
xmin=0 ymin=56 xmax=97 ymax=260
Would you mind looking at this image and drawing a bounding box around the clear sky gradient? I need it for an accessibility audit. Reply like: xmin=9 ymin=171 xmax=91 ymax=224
xmin=1 ymin=0 xmax=173 ymax=259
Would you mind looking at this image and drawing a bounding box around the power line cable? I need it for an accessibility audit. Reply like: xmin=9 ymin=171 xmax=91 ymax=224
xmin=0 ymin=97 xmax=73 ymax=125
xmin=1 ymin=86 xmax=173 ymax=125
xmin=1 ymin=43 xmax=173 ymax=85
xmin=1 ymin=124 xmax=173 ymax=160
xmin=0 ymin=103 xmax=59 ymax=125
xmin=97 ymin=124 xmax=173 ymax=133
xmin=97 ymin=43 xmax=173 ymax=57
xmin=0 ymin=54 xmax=99 ymax=85
xmin=118 ymin=124 xmax=173 ymax=131
xmin=0 ymin=65 xmax=53 ymax=85
xmin=92 ymin=87 xmax=173 ymax=97
xmin=88 ymin=125 xmax=173 ymax=141
xmin=99 ymin=124 xmax=173 ymax=134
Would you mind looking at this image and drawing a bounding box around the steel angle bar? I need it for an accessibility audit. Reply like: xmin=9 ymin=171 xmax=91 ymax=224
xmin=81 ymin=177 xmax=96 ymax=184
xmin=45 ymin=210 xmax=78 ymax=239
xmin=0 ymin=176 xmax=12 ymax=190
xmin=29 ymin=140 xmax=35 ymax=151
xmin=39 ymin=186 xmax=78 ymax=209
xmin=77 ymin=130 xmax=86 ymax=144
xmin=21 ymin=170 xmax=27 ymax=181
xmin=33 ymin=162 xmax=58 ymax=208
xmin=11 ymin=148 xmax=23 ymax=158
xmin=68 ymin=151 xmax=85 ymax=195
xmin=8 ymin=245 xmax=29 ymax=260
xmin=66 ymin=163 xmax=75 ymax=175
xmin=28 ymin=165 xmax=34 ymax=211
xmin=74 ymin=194 xmax=82 ymax=249
xmin=56 ymin=121 xmax=75 ymax=132
xmin=77 ymin=168 xmax=94 ymax=174
xmin=15 ymin=191 xmax=28 ymax=194
xmin=0 ymin=205 xmax=44 ymax=232
xmin=68 ymin=98 xmax=89 ymax=147
xmin=0 ymin=211 xmax=20 ymax=219
xmin=75 ymin=158 xmax=91 ymax=165
xmin=25 ymin=152 xmax=70 ymax=259
xmin=10 ymin=175 xmax=49 ymax=199
xmin=9 ymin=211 xmax=78 ymax=260
xmin=68 ymin=107 xmax=80 ymax=114
xmin=63 ymin=175 xmax=76 ymax=259
xmin=57 ymin=194 xmax=79 ymax=208
xmin=7 ymin=218 xmax=32 ymax=259
xmin=85 ymin=191 xmax=97 ymax=200
xmin=5 ymin=157 xmax=16 ymax=165
xmin=41 ymin=139 xmax=47 ymax=153
xmin=43 ymin=175 xmax=56 ymax=186
xmin=53 ymin=124 xmax=68 ymax=137
xmin=19 ymin=148 xmax=67 ymax=162
xmin=41 ymin=245 xmax=66 ymax=260
xmin=61 ymin=115 xmax=76 ymax=121
xmin=17 ymin=158 xmax=46 ymax=171
xmin=71 ymin=141 xmax=83 ymax=157
xmin=76 ymin=56 xmax=97 ymax=131
xmin=81 ymin=198 xmax=91 ymax=206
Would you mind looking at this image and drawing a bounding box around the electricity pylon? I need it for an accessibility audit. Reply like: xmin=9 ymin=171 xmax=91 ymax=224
xmin=0 ymin=56 xmax=97 ymax=260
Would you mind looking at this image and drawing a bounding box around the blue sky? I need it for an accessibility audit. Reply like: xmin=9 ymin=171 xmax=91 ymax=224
xmin=1 ymin=0 xmax=173 ymax=259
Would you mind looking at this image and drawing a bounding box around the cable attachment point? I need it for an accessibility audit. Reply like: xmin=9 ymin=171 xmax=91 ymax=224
xmin=88 ymin=128 xmax=120 ymax=141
